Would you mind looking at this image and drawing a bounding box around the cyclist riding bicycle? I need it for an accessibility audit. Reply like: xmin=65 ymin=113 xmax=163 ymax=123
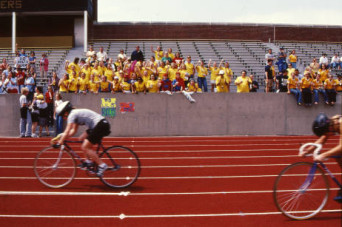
xmin=300 ymin=113 xmax=342 ymax=202
xmin=54 ymin=101 xmax=111 ymax=177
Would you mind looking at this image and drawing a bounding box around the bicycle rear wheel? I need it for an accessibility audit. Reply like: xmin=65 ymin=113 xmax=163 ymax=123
xmin=273 ymin=162 xmax=329 ymax=220
xmin=34 ymin=146 xmax=76 ymax=188
xmin=99 ymin=146 xmax=140 ymax=188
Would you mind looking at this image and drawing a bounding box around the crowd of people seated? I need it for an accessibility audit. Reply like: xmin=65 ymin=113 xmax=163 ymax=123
xmin=265 ymin=47 xmax=342 ymax=106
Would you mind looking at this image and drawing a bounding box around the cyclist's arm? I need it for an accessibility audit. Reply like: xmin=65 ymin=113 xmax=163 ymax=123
xmin=58 ymin=123 xmax=78 ymax=145
xmin=299 ymin=134 xmax=329 ymax=157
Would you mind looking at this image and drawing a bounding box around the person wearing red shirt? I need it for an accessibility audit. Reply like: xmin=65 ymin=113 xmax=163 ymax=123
xmin=160 ymin=73 xmax=172 ymax=93
xmin=172 ymin=72 xmax=185 ymax=92
xmin=45 ymin=86 xmax=54 ymax=127
xmin=16 ymin=66 xmax=26 ymax=93
xmin=173 ymin=52 xmax=183 ymax=66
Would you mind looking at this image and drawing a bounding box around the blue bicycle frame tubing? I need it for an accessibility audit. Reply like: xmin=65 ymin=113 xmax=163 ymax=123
xmin=300 ymin=162 xmax=318 ymax=191
xmin=319 ymin=162 xmax=342 ymax=189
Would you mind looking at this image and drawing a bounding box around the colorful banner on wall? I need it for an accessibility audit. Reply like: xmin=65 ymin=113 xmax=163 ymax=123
xmin=120 ymin=102 xmax=135 ymax=113
xmin=101 ymin=98 xmax=116 ymax=118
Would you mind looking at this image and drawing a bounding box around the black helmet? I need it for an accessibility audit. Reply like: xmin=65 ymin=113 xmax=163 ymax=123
xmin=55 ymin=101 xmax=72 ymax=116
xmin=312 ymin=113 xmax=330 ymax=136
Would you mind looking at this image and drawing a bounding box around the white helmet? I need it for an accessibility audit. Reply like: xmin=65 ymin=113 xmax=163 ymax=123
xmin=55 ymin=101 xmax=72 ymax=116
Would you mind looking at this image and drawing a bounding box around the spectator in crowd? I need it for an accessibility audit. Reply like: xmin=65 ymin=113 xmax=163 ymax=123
xmin=118 ymin=49 xmax=127 ymax=61
xmin=111 ymin=76 xmax=121 ymax=93
xmin=96 ymin=47 xmax=108 ymax=62
xmin=0 ymin=73 xmax=6 ymax=94
xmin=208 ymin=59 xmax=220 ymax=92
xmin=287 ymin=71 xmax=302 ymax=105
xmin=276 ymin=70 xmax=289 ymax=93
xmin=157 ymin=61 xmax=168 ymax=80
xmin=234 ymin=70 xmax=252 ymax=93
xmin=30 ymin=87 xmax=43 ymax=137
xmin=265 ymin=59 xmax=274 ymax=93
xmin=100 ymin=75 xmax=111 ymax=92
xmin=58 ymin=73 xmax=69 ymax=93
xmin=0 ymin=58 xmax=8 ymax=71
xmin=24 ymin=71 xmax=35 ymax=102
xmin=78 ymin=72 xmax=89 ymax=94
xmin=161 ymin=52 xmax=172 ymax=65
xmin=151 ymin=46 xmax=163 ymax=63
xmin=276 ymin=47 xmax=287 ymax=72
xmin=121 ymin=76 xmax=131 ymax=94
xmin=146 ymin=74 xmax=159 ymax=93
xmin=186 ymin=78 xmax=202 ymax=93
xmin=159 ymin=74 xmax=172 ymax=94
xmin=195 ymin=60 xmax=208 ymax=92
xmin=310 ymin=57 xmax=320 ymax=74
xmin=336 ymin=74 xmax=342 ymax=92
xmin=221 ymin=62 xmax=233 ymax=85
xmin=48 ymin=71 xmax=60 ymax=92
xmin=45 ymin=86 xmax=54 ymax=127
xmin=294 ymin=68 xmax=303 ymax=80
xmin=185 ymin=56 xmax=195 ymax=85
xmin=286 ymin=62 xmax=295 ymax=79
xmin=13 ymin=51 xmax=20 ymax=69
xmin=318 ymin=64 xmax=329 ymax=84
xmin=88 ymin=74 xmax=99 ymax=94
xmin=133 ymin=77 xmax=146 ymax=94
xmin=66 ymin=57 xmax=81 ymax=75
xmin=16 ymin=67 xmax=26 ymax=93
xmin=4 ymin=71 xmax=18 ymax=93
xmin=19 ymin=87 xmax=32 ymax=138
xmin=167 ymin=48 xmax=174 ymax=60
xmin=215 ymin=70 xmax=229 ymax=93
xmin=68 ymin=72 xmax=78 ymax=93
xmin=300 ymin=72 xmax=313 ymax=106
xmin=172 ymin=72 xmax=185 ymax=92
xmin=3 ymin=65 xmax=11 ymax=77
xmin=29 ymin=51 xmax=36 ymax=72
xmin=168 ymin=62 xmax=178 ymax=82
xmin=330 ymin=53 xmax=340 ymax=69
xmin=104 ymin=63 xmax=114 ymax=83
xmin=131 ymin=46 xmax=144 ymax=62
xmin=35 ymin=94 xmax=49 ymax=137
xmin=173 ymin=52 xmax=183 ymax=66
xmin=39 ymin=53 xmax=49 ymax=78
xmin=81 ymin=63 xmax=92 ymax=81
xmin=319 ymin=53 xmax=329 ymax=68
xmin=86 ymin=46 xmax=95 ymax=59
xmin=249 ymin=74 xmax=259 ymax=92
xmin=265 ymin=49 xmax=275 ymax=64
xmin=324 ymin=74 xmax=337 ymax=105
xmin=54 ymin=92 xmax=63 ymax=136
xmin=288 ymin=50 xmax=298 ymax=69
xmin=312 ymin=74 xmax=328 ymax=105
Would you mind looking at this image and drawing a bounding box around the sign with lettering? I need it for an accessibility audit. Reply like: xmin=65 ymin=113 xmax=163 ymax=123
xmin=101 ymin=98 xmax=116 ymax=118
xmin=16 ymin=56 xmax=28 ymax=69
xmin=120 ymin=102 xmax=135 ymax=113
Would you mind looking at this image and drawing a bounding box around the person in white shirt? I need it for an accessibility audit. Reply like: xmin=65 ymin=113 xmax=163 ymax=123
xmin=4 ymin=71 xmax=18 ymax=93
xmin=265 ymin=49 xmax=275 ymax=64
xmin=319 ymin=53 xmax=329 ymax=68
xmin=96 ymin=47 xmax=108 ymax=62
xmin=86 ymin=46 xmax=95 ymax=59
xmin=117 ymin=49 xmax=127 ymax=61
xmin=330 ymin=53 xmax=340 ymax=69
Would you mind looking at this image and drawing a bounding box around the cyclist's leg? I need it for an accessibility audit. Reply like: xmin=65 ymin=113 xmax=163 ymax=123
xmin=81 ymin=139 xmax=104 ymax=165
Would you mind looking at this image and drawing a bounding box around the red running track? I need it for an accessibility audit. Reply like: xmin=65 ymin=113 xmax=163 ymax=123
xmin=0 ymin=136 xmax=341 ymax=227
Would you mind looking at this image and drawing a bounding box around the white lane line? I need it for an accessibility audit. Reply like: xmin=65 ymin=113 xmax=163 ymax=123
xmin=0 ymin=173 xmax=341 ymax=180
xmin=0 ymin=188 xmax=340 ymax=196
xmin=0 ymin=209 xmax=341 ymax=219
xmin=0 ymin=162 xmax=338 ymax=169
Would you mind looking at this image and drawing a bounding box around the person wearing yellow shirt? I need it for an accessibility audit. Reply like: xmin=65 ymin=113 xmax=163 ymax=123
xmin=134 ymin=77 xmax=146 ymax=94
xmin=146 ymin=74 xmax=160 ymax=93
xmin=287 ymin=63 xmax=295 ymax=79
xmin=336 ymin=74 xmax=342 ymax=92
xmin=88 ymin=74 xmax=99 ymax=94
xmin=300 ymin=72 xmax=313 ymax=106
xmin=287 ymin=72 xmax=302 ymax=105
xmin=68 ymin=72 xmax=78 ymax=93
xmin=195 ymin=60 xmax=208 ymax=92
xmin=81 ymin=63 xmax=92 ymax=81
xmin=186 ymin=79 xmax=202 ymax=93
xmin=216 ymin=70 xmax=229 ymax=93
xmin=288 ymin=50 xmax=298 ymax=69
xmin=167 ymin=48 xmax=175 ymax=60
xmin=157 ymin=61 xmax=168 ymax=80
xmin=151 ymin=46 xmax=163 ymax=63
xmin=58 ymin=73 xmax=69 ymax=93
xmin=91 ymin=62 xmax=102 ymax=82
xmin=168 ymin=63 xmax=178 ymax=82
xmin=120 ymin=76 xmax=131 ymax=93
xmin=312 ymin=74 xmax=328 ymax=105
xmin=220 ymin=62 xmax=233 ymax=83
xmin=318 ymin=64 xmax=329 ymax=84
xmin=324 ymin=74 xmax=337 ymax=105
xmin=185 ymin=56 xmax=195 ymax=80
xmin=104 ymin=65 xmax=114 ymax=82
xmin=234 ymin=70 xmax=252 ymax=93
xmin=78 ymin=73 xmax=89 ymax=94
xmin=111 ymin=76 xmax=121 ymax=93
xmin=208 ymin=60 xmax=220 ymax=92
xmin=99 ymin=75 xmax=111 ymax=93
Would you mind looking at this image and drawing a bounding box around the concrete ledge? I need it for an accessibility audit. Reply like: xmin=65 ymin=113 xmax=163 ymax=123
xmin=0 ymin=93 xmax=341 ymax=137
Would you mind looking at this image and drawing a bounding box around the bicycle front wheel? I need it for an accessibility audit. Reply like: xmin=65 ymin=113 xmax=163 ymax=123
xmin=99 ymin=146 xmax=140 ymax=188
xmin=34 ymin=146 xmax=77 ymax=188
xmin=273 ymin=162 xmax=329 ymax=220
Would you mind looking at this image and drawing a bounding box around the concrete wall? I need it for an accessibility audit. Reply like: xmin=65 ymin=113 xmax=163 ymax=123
xmin=1 ymin=93 xmax=341 ymax=137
